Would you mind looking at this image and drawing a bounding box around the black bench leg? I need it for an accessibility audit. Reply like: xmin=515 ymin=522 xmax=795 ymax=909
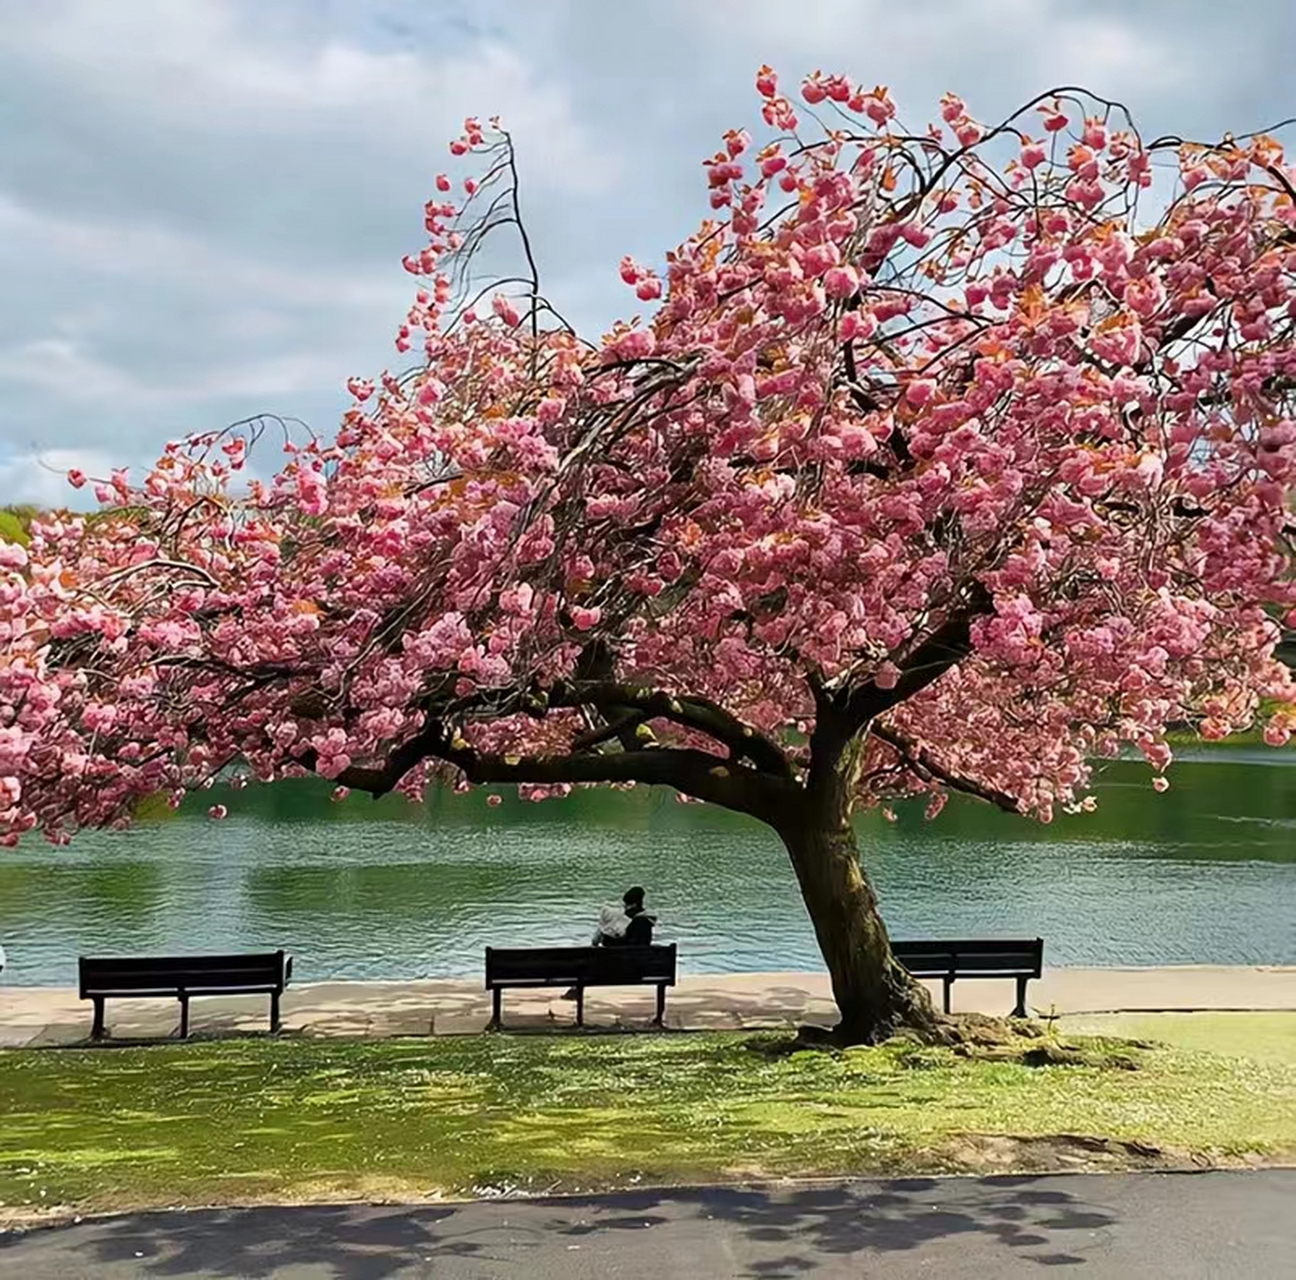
xmin=943 ymin=976 xmax=953 ymax=1015
xmin=575 ymin=986 xmax=585 ymax=1028
xmin=1013 ymin=976 xmax=1029 ymax=1019
xmin=178 ymin=994 xmax=190 ymax=1039
xmin=270 ymin=990 xmax=281 ymax=1034
xmin=487 ymin=987 xmax=502 ymax=1031
xmin=654 ymin=983 xmax=666 ymax=1027
xmin=91 ymin=996 xmax=105 ymax=1040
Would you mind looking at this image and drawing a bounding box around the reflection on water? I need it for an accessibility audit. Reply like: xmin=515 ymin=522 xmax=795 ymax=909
xmin=0 ymin=754 xmax=1293 ymax=985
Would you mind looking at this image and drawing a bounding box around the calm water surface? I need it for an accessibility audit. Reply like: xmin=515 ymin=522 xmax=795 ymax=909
xmin=0 ymin=750 xmax=1293 ymax=986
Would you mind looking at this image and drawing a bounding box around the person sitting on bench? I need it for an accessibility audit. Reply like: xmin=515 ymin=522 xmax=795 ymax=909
xmin=561 ymin=887 xmax=657 ymax=1000
xmin=592 ymin=886 xmax=656 ymax=947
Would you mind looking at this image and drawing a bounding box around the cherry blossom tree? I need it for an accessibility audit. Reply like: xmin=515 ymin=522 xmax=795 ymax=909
xmin=4 ymin=73 xmax=1296 ymax=1041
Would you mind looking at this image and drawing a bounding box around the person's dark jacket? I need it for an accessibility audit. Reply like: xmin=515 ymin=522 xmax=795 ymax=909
xmin=622 ymin=912 xmax=655 ymax=946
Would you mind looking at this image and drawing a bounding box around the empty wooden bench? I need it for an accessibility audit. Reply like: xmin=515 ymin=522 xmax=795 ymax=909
xmin=78 ymin=951 xmax=293 ymax=1040
xmin=893 ymin=938 xmax=1043 ymax=1018
xmin=485 ymin=944 xmax=677 ymax=1029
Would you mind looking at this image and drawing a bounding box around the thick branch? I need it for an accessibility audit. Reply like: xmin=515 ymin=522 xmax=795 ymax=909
xmin=556 ymin=682 xmax=795 ymax=781
xmin=838 ymin=583 xmax=994 ymax=738
xmin=304 ymin=718 xmax=789 ymax=823
xmin=805 ymin=585 xmax=994 ymax=797
xmin=299 ymin=719 xmax=446 ymax=797
xmin=870 ymin=723 xmax=1022 ymax=813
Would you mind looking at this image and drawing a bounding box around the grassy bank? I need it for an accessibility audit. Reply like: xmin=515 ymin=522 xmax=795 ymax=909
xmin=2 ymin=1020 xmax=1294 ymax=1220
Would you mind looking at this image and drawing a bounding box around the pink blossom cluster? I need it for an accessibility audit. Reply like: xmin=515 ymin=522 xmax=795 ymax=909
xmin=3 ymin=76 xmax=1296 ymax=841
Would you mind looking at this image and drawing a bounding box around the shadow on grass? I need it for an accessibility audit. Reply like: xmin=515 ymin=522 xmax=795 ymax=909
xmin=4 ymin=1176 xmax=1118 ymax=1277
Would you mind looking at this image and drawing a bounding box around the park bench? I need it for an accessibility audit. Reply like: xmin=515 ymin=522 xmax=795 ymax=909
xmin=78 ymin=950 xmax=293 ymax=1040
xmin=485 ymin=944 xmax=677 ymax=1029
xmin=893 ymin=938 xmax=1043 ymax=1017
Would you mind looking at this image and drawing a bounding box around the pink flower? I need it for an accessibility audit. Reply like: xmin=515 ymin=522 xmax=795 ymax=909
xmin=755 ymin=65 xmax=778 ymax=98
xmin=864 ymin=93 xmax=895 ymax=127
xmin=486 ymin=793 xmax=503 ymax=807
xmin=208 ymin=804 xmax=228 ymax=820
xmin=571 ymin=605 xmax=602 ymax=631
xmin=1263 ymin=723 xmax=1290 ymax=748
xmin=636 ymin=276 xmax=663 ymax=302
xmin=725 ymin=129 xmax=752 ymax=158
xmin=1020 ymin=143 xmax=1047 ymax=170
xmin=492 ymin=294 xmax=522 ymax=327
xmin=875 ymin=662 xmax=901 ymax=690
xmin=0 ymin=543 xmax=29 ymax=570
xmin=840 ymin=311 xmax=877 ymax=342
xmin=1151 ymin=776 xmax=1169 ymax=793
xmin=823 ymin=265 xmax=859 ymax=300
xmin=331 ymin=786 xmax=350 ymax=802
xmin=612 ymin=329 xmax=655 ymax=361
xmin=67 ymin=468 xmax=87 ymax=489
xmin=801 ymin=75 xmax=828 ymax=105
xmin=905 ymin=379 xmax=937 ymax=408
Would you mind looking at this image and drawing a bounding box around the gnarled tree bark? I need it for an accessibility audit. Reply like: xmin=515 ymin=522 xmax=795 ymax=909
xmin=777 ymin=812 xmax=938 ymax=1043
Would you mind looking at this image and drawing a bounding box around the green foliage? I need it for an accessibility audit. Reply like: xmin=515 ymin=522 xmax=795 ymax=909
xmin=0 ymin=507 xmax=35 ymax=546
xmin=1 ymin=1022 xmax=1292 ymax=1217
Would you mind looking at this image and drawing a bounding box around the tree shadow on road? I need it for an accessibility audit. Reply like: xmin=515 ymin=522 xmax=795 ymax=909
xmin=19 ymin=1174 xmax=1119 ymax=1277
xmin=16 ymin=1204 xmax=492 ymax=1280
xmin=548 ymin=1176 xmax=1117 ymax=1274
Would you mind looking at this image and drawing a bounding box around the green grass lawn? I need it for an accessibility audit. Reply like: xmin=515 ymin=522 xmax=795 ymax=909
xmin=1059 ymin=1012 xmax=1296 ymax=1066
xmin=2 ymin=1024 xmax=1293 ymax=1219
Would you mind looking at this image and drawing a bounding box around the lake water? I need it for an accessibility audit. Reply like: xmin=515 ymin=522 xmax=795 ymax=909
xmin=0 ymin=750 xmax=1293 ymax=986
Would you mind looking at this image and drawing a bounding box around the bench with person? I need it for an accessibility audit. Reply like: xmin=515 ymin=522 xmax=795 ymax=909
xmin=485 ymin=942 xmax=677 ymax=1028
xmin=485 ymin=884 xmax=674 ymax=1028
xmin=78 ymin=950 xmax=293 ymax=1040
xmin=892 ymin=937 xmax=1043 ymax=1017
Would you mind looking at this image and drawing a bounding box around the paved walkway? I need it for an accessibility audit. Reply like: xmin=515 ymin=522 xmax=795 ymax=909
xmin=2 ymin=1171 xmax=1292 ymax=1278
xmin=2 ymin=965 xmax=1293 ymax=1047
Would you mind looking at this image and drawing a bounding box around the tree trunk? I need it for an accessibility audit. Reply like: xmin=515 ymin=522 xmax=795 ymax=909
xmin=778 ymin=811 xmax=939 ymax=1044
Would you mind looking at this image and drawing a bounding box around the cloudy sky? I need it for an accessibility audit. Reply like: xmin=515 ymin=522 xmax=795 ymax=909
xmin=1 ymin=0 xmax=1292 ymax=505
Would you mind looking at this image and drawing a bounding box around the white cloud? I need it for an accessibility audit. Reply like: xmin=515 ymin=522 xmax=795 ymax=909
xmin=0 ymin=338 xmax=346 ymax=409
xmin=0 ymin=194 xmax=401 ymax=310
xmin=0 ymin=340 xmax=147 ymax=404
xmin=690 ymin=0 xmax=1192 ymax=106
xmin=0 ymin=0 xmax=616 ymax=196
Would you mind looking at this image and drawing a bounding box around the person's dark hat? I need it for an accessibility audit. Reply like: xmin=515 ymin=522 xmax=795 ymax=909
xmin=623 ymin=886 xmax=646 ymax=906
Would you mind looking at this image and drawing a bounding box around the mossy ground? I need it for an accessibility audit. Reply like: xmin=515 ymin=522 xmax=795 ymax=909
xmin=1 ymin=1017 xmax=1293 ymax=1220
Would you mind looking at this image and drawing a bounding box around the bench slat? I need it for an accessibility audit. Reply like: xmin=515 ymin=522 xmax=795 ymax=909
xmin=893 ymin=938 xmax=1042 ymax=978
xmin=79 ymin=953 xmax=290 ymax=996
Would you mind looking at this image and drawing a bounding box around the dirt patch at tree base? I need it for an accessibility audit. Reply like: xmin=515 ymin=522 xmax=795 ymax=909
xmin=932 ymin=1132 xmax=1286 ymax=1176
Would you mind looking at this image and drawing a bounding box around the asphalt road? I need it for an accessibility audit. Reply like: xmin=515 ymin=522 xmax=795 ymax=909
xmin=1 ymin=1171 xmax=1291 ymax=1278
